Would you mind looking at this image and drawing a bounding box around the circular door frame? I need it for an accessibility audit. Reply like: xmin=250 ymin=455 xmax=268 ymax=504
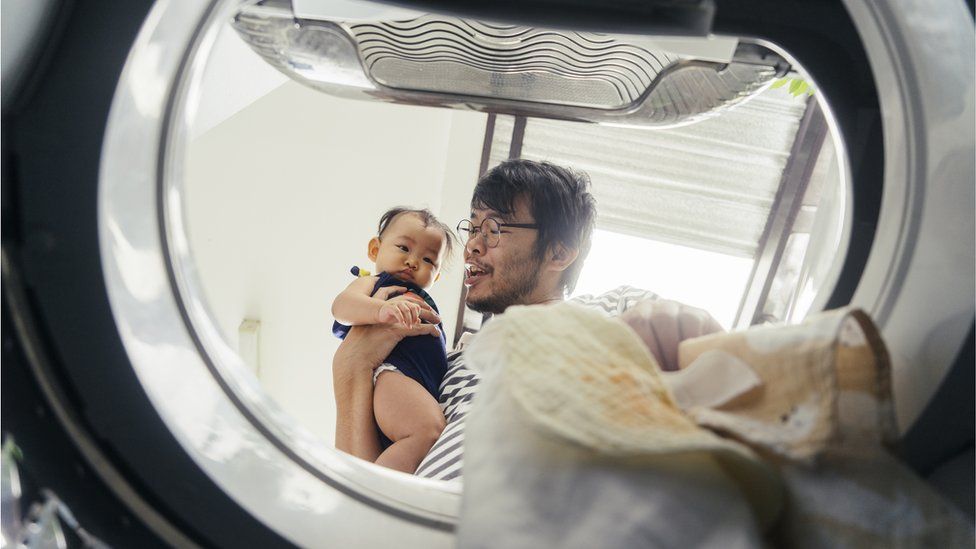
xmin=98 ymin=0 xmax=460 ymax=546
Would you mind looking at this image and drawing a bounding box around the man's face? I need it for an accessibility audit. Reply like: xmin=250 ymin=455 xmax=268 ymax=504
xmin=463 ymin=198 xmax=545 ymax=314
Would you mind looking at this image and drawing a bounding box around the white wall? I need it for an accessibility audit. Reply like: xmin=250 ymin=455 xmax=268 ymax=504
xmin=186 ymin=20 xmax=289 ymax=141
xmin=185 ymin=80 xmax=485 ymax=443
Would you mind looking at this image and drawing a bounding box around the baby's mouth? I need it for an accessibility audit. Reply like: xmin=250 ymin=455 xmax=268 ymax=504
xmin=390 ymin=270 xmax=414 ymax=283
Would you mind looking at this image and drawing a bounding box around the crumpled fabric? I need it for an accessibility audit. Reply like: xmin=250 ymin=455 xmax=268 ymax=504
xmin=673 ymin=308 xmax=897 ymax=461
xmin=456 ymin=302 xmax=974 ymax=549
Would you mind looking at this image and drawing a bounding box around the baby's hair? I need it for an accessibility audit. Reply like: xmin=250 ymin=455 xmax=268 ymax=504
xmin=377 ymin=207 xmax=459 ymax=261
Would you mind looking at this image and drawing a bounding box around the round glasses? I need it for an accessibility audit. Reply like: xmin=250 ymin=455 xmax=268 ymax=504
xmin=456 ymin=218 xmax=539 ymax=248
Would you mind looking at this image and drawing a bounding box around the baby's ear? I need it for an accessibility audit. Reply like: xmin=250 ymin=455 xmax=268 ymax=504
xmin=367 ymin=237 xmax=381 ymax=262
xmin=434 ymin=272 xmax=441 ymax=283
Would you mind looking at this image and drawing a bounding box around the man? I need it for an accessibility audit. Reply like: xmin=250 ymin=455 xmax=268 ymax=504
xmin=333 ymin=159 xmax=722 ymax=480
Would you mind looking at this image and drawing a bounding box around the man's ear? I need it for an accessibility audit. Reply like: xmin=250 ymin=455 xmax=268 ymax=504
xmin=367 ymin=237 xmax=381 ymax=262
xmin=547 ymin=244 xmax=580 ymax=272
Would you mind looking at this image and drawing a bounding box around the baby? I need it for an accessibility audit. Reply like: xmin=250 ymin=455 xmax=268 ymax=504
xmin=332 ymin=207 xmax=457 ymax=474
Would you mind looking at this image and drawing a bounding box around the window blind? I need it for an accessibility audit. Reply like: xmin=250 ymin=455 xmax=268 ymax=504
xmin=487 ymin=88 xmax=807 ymax=258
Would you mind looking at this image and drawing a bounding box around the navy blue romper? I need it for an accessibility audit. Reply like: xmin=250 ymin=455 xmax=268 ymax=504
xmin=333 ymin=271 xmax=449 ymax=400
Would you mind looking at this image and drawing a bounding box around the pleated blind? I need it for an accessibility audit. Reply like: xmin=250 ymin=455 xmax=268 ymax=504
xmin=486 ymin=88 xmax=807 ymax=258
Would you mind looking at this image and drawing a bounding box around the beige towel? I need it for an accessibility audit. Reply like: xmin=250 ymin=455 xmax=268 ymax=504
xmin=676 ymin=308 xmax=897 ymax=461
xmin=470 ymin=302 xmax=783 ymax=528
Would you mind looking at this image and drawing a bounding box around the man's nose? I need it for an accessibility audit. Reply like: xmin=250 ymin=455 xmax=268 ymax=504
xmin=465 ymin=232 xmax=484 ymax=256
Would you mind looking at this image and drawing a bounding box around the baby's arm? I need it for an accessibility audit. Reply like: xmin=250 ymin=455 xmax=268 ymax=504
xmin=332 ymin=277 xmax=428 ymax=327
xmin=332 ymin=276 xmax=389 ymax=326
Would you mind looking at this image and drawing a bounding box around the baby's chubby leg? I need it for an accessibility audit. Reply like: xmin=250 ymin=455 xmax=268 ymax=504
xmin=373 ymin=371 xmax=446 ymax=474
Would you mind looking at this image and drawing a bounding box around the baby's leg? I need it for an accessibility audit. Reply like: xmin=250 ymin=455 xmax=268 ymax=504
xmin=373 ymin=371 xmax=446 ymax=474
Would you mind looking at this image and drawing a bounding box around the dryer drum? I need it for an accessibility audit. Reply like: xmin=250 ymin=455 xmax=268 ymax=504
xmin=1 ymin=0 xmax=972 ymax=546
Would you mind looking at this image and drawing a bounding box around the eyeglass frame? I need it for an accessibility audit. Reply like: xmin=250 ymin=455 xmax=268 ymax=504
xmin=456 ymin=217 xmax=539 ymax=248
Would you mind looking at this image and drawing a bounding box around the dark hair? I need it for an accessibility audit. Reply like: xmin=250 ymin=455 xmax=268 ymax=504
xmin=472 ymin=159 xmax=597 ymax=294
xmin=377 ymin=207 xmax=459 ymax=262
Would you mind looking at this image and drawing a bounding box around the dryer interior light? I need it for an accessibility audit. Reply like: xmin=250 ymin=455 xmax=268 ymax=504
xmin=231 ymin=1 xmax=790 ymax=128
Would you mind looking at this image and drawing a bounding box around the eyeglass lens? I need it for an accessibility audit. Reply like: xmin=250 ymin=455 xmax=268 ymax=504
xmin=457 ymin=218 xmax=502 ymax=248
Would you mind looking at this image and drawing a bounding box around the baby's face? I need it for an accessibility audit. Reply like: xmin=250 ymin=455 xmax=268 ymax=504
xmin=371 ymin=213 xmax=447 ymax=289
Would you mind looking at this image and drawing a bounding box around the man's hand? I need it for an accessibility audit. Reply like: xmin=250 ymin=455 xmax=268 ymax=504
xmin=619 ymin=299 xmax=724 ymax=372
xmin=332 ymin=319 xmax=440 ymax=461
xmin=334 ymin=321 xmax=441 ymax=378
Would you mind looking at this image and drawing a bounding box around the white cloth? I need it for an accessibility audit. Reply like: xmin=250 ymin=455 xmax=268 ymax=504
xmin=415 ymin=286 xmax=660 ymax=481
xmin=372 ymin=363 xmax=399 ymax=384
xmin=458 ymin=383 xmax=762 ymax=549
xmin=457 ymin=302 xmax=764 ymax=548
xmin=456 ymin=302 xmax=974 ymax=548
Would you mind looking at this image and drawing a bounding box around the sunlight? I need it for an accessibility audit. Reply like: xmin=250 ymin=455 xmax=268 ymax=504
xmin=572 ymin=229 xmax=753 ymax=329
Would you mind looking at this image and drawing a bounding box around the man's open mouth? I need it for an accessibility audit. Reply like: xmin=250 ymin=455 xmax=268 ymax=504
xmin=464 ymin=263 xmax=490 ymax=286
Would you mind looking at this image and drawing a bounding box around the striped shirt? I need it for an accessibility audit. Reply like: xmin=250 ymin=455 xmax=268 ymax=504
xmin=415 ymin=286 xmax=659 ymax=481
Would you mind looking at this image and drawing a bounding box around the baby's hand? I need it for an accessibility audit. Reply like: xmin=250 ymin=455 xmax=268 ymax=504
xmin=378 ymin=295 xmax=424 ymax=328
xmin=373 ymin=286 xmax=409 ymax=301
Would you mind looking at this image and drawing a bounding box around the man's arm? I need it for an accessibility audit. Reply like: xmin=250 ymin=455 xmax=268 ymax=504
xmin=619 ymin=299 xmax=724 ymax=372
xmin=332 ymin=320 xmax=440 ymax=461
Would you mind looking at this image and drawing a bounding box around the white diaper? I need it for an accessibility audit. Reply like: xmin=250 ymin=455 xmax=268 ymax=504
xmin=372 ymin=363 xmax=399 ymax=384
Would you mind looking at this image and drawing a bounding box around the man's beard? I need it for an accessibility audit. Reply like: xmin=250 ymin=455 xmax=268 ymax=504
xmin=466 ymin=252 xmax=544 ymax=315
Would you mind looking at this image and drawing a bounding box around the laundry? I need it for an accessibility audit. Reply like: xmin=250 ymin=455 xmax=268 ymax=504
xmin=456 ymin=302 xmax=973 ymax=548
xmin=671 ymin=307 xmax=897 ymax=461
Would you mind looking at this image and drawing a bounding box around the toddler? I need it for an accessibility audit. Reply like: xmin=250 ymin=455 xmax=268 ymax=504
xmin=332 ymin=207 xmax=457 ymax=473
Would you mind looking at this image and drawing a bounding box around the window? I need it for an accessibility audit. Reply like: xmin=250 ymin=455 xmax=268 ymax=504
xmin=464 ymin=79 xmax=844 ymax=332
xmin=572 ymin=229 xmax=753 ymax=329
